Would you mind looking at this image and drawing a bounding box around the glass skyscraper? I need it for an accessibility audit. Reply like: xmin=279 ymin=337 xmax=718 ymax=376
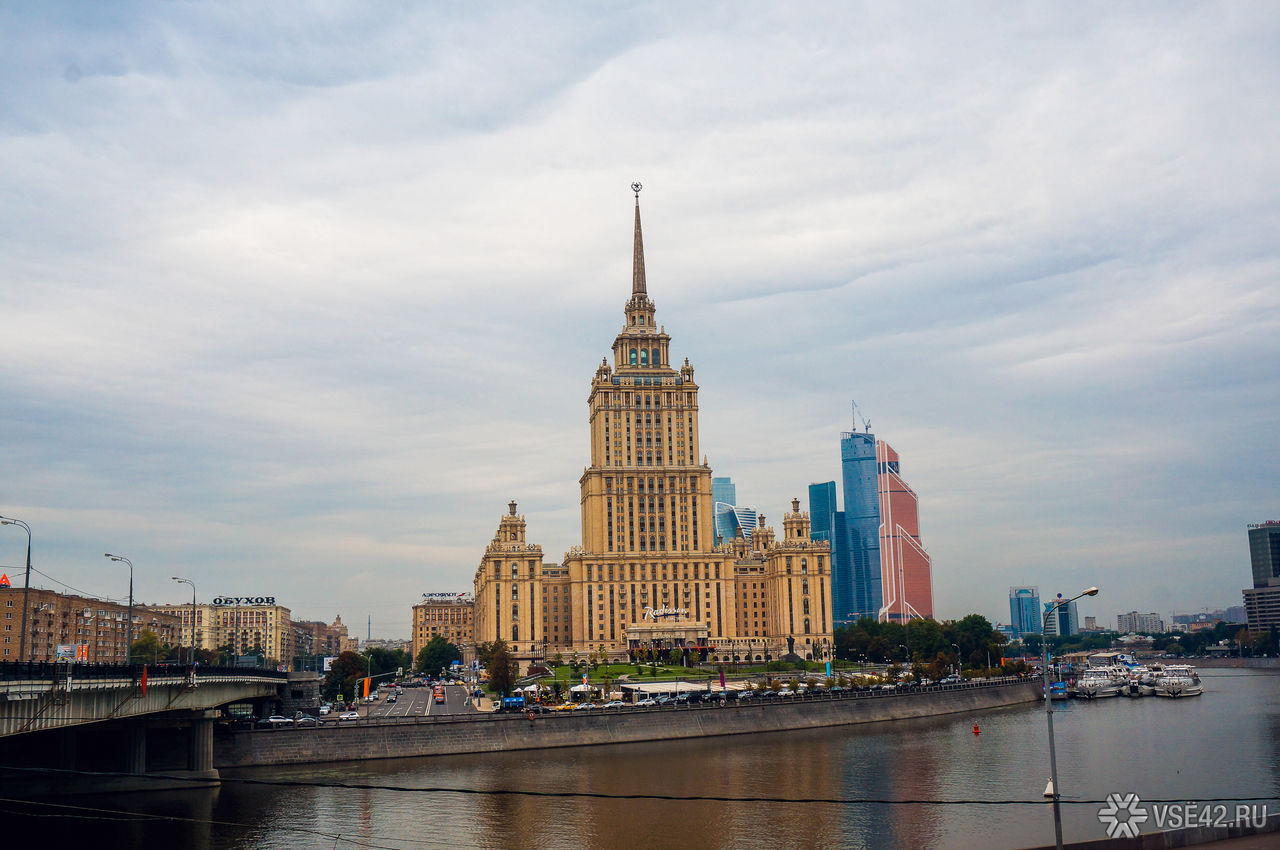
xmin=712 ymin=477 xmax=736 ymax=544
xmin=839 ymin=431 xmax=883 ymax=623
xmin=808 ymin=481 xmax=836 ymax=543
xmin=1008 ymin=586 xmax=1042 ymax=636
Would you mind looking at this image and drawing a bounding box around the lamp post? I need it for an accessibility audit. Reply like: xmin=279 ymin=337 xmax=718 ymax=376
xmin=172 ymin=577 xmax=196 ymax=665
xmin=1043 ymin=586 xmax=1099 ymax=850
xmin=0 ymin=516 xmax=33 ymax=665
xmin=951 ymin=643 xmax=961 ymax=678
xmin=105 ymin=554 xmax=134 ymax=665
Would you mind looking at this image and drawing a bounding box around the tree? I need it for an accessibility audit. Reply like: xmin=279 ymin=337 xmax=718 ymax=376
xmin=488 ymin=643 xmax=518 ymax=696
xmin=323 ymin=650 xmax=367 ymax=702
xmin=367 ymin=646 xmax=411 ymax=678
xmin=415 ymin=635 xmax=460 ymax=676
xmin=130 ymin=629 xmax=161 ymax=663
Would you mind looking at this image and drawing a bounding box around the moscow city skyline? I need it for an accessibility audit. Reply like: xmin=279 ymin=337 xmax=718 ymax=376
xmin=1 ymin=4 xmax=1278 ymax=636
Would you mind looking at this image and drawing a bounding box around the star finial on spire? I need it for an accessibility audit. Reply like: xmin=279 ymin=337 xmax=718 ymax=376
xmin=631 ymin=181 xmax=643 ymax=199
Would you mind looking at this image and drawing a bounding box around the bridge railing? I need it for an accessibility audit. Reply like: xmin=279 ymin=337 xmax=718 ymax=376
xmin=0 ymin=661 xmax=289 ymax=683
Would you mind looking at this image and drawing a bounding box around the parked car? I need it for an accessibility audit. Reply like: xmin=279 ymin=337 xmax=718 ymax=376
xmin=573 ymin=702 xmax=598 ymax=710
xmin=259 ymin=715 xmax=292 ymax=727
xmin=338 ymin=711 xmax=360 ymax=721
xmin=635 ymin=698 xmax=658 ymax=706
xmin=602 ymin=700 xmax=626 ymax=709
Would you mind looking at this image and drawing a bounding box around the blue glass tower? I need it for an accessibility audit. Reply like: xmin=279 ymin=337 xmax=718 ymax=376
xmin=840 ymin=431 xmax=883 ymax=623
xmin=808 ymin=481 xmax=837 ymax=543
xmin=712 ymin=477 xmax=736 ymax=544
xmin=1008 ymin=586 xmax=1042 ymax=636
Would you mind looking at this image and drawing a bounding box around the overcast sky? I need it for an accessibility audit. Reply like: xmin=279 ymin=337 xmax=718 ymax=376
xmin=2 ymin=3 xmax=1277 ymax=639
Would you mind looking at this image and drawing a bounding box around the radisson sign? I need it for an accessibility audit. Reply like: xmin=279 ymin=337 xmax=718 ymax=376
xmin=642 ymin=605 xmax=688 ymax=621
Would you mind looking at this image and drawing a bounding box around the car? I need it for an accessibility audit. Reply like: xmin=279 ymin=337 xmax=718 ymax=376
xmin=635 ymin=698 xmax=658 ymax=706
xmin=338 ymin=711 xmax=360 ymax=721
xmin=318 ymin=705 xmax=331 ymax=715
xmin=228 ymin=715 xmax=258 ymax=729
xmin=602 ymin=700 xmax=625 ymax=709
xmin=386 ymin=695 xmax=397 ymax=703
xmin=294 ymin=714 xmax=319 ymax=727
xmin=573 ymin=702 xmax=598 ymax=710
xmin=259 ymin=715 xmax=292 ymax=727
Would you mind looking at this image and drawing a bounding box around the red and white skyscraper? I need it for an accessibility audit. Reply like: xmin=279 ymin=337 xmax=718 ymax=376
xmin=876 ymin=440 xmax=934 ymax=622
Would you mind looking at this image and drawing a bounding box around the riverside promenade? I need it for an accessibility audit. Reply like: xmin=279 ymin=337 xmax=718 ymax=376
xmin=216 ymin=676 xmax=1040 ymax=767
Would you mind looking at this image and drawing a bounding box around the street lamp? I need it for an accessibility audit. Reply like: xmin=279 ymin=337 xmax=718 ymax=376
xmin=0 ymin=516 xmax=33 ymax=664
xmin=1043 ymin=586 xmax=1099 ymax=850
xmin=105 ymin=554 xmax=134 ymax=665
xmin=172 ymin=577 xmax=196 ymax=665
xmin=951 ymin=643 xmax=961 ymax=677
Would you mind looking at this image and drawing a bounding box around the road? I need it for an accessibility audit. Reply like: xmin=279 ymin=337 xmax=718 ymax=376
xmin=364 ymin=684 xmax=476 ymax=719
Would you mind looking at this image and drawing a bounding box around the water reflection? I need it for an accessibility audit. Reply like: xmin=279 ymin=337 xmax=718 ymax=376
xmin=6 ymin=669 xmax=1277 ymax=849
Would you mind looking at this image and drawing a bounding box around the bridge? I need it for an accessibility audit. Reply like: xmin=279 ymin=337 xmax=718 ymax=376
xmin=0 ymin=662 xmax=288 ymax=794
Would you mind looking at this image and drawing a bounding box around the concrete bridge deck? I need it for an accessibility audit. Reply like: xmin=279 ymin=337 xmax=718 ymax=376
xmin=0 ymin=661 xmax=286 ymax=737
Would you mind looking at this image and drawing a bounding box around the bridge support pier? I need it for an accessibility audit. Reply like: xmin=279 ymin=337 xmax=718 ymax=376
xmin=188 ymin=716 xmax=214 ymax=773
xmin=127 ymin=724 xmax=147 ymax=774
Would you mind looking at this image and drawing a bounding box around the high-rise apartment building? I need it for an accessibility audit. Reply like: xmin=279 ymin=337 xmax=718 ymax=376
xmin=1008 ymin=587 xmax=1042 ymax=636
xmin=1117 ymin=611 xmax=1165 ymax=633
xmin=839 ymin=430 xmax=882 ymax=622
xmin=876 ymin=440 xmax=933 ymax=622
xmin=471 ymin=191 xmax=833 ymax=671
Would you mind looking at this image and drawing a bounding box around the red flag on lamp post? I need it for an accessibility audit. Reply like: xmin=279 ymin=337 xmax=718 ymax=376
xmin=140 ymin=665 xmax=148 ymax=696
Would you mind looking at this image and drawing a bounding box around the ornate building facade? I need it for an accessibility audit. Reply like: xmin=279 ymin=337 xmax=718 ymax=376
xmin=473 ymin=190 xmax=833 ymax=670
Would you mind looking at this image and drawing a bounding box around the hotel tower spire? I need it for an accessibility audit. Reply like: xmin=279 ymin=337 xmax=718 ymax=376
xmin=631 ymin=181 xmax=647 ymax=296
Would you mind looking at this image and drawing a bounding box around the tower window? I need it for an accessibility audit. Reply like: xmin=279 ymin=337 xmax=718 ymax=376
xmin=630 ymin=348 xmax=637 ymax=365
xmin=640 ymin=349 xmax=648 ymax=366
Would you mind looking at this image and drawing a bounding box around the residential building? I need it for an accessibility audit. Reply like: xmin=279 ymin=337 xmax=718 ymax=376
xmin=1117 ymin=611 xmax=1165 ymax=633
xmin=142 ymin=599 xmax=295 ymax=663
xmin=1008 ymin=587 xmax=1042 ymax=637
xmin=411 ymin=594 xmax=474 ymax=661
xmin=876 ymin=440 xmax=933 ymax=622
xmin=2 ymin=586 xmax=179 ymax=663
xmin=471 ymin=191 xmax=834 ymax=672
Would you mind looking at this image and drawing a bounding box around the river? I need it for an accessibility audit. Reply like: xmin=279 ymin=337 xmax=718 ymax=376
xmin=6 ymin=668 xmax=1278 ymax=849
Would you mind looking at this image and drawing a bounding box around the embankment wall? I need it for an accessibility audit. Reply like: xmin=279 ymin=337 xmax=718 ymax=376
xmin=215 ymin=679 xmax=1040 ymax=768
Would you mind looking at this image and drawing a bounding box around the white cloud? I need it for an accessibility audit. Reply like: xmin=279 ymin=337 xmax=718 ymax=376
xmin=1 ymin=2 xmax=1277 ymax=633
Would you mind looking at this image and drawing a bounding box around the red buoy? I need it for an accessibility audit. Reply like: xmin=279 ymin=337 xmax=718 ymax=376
xmin=973 ymin=724 xmax=980 ymax=735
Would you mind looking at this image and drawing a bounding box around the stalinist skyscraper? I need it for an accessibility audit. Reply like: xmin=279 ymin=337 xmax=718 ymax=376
xmin=473 ymin=185 xmax=832 ymax=670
